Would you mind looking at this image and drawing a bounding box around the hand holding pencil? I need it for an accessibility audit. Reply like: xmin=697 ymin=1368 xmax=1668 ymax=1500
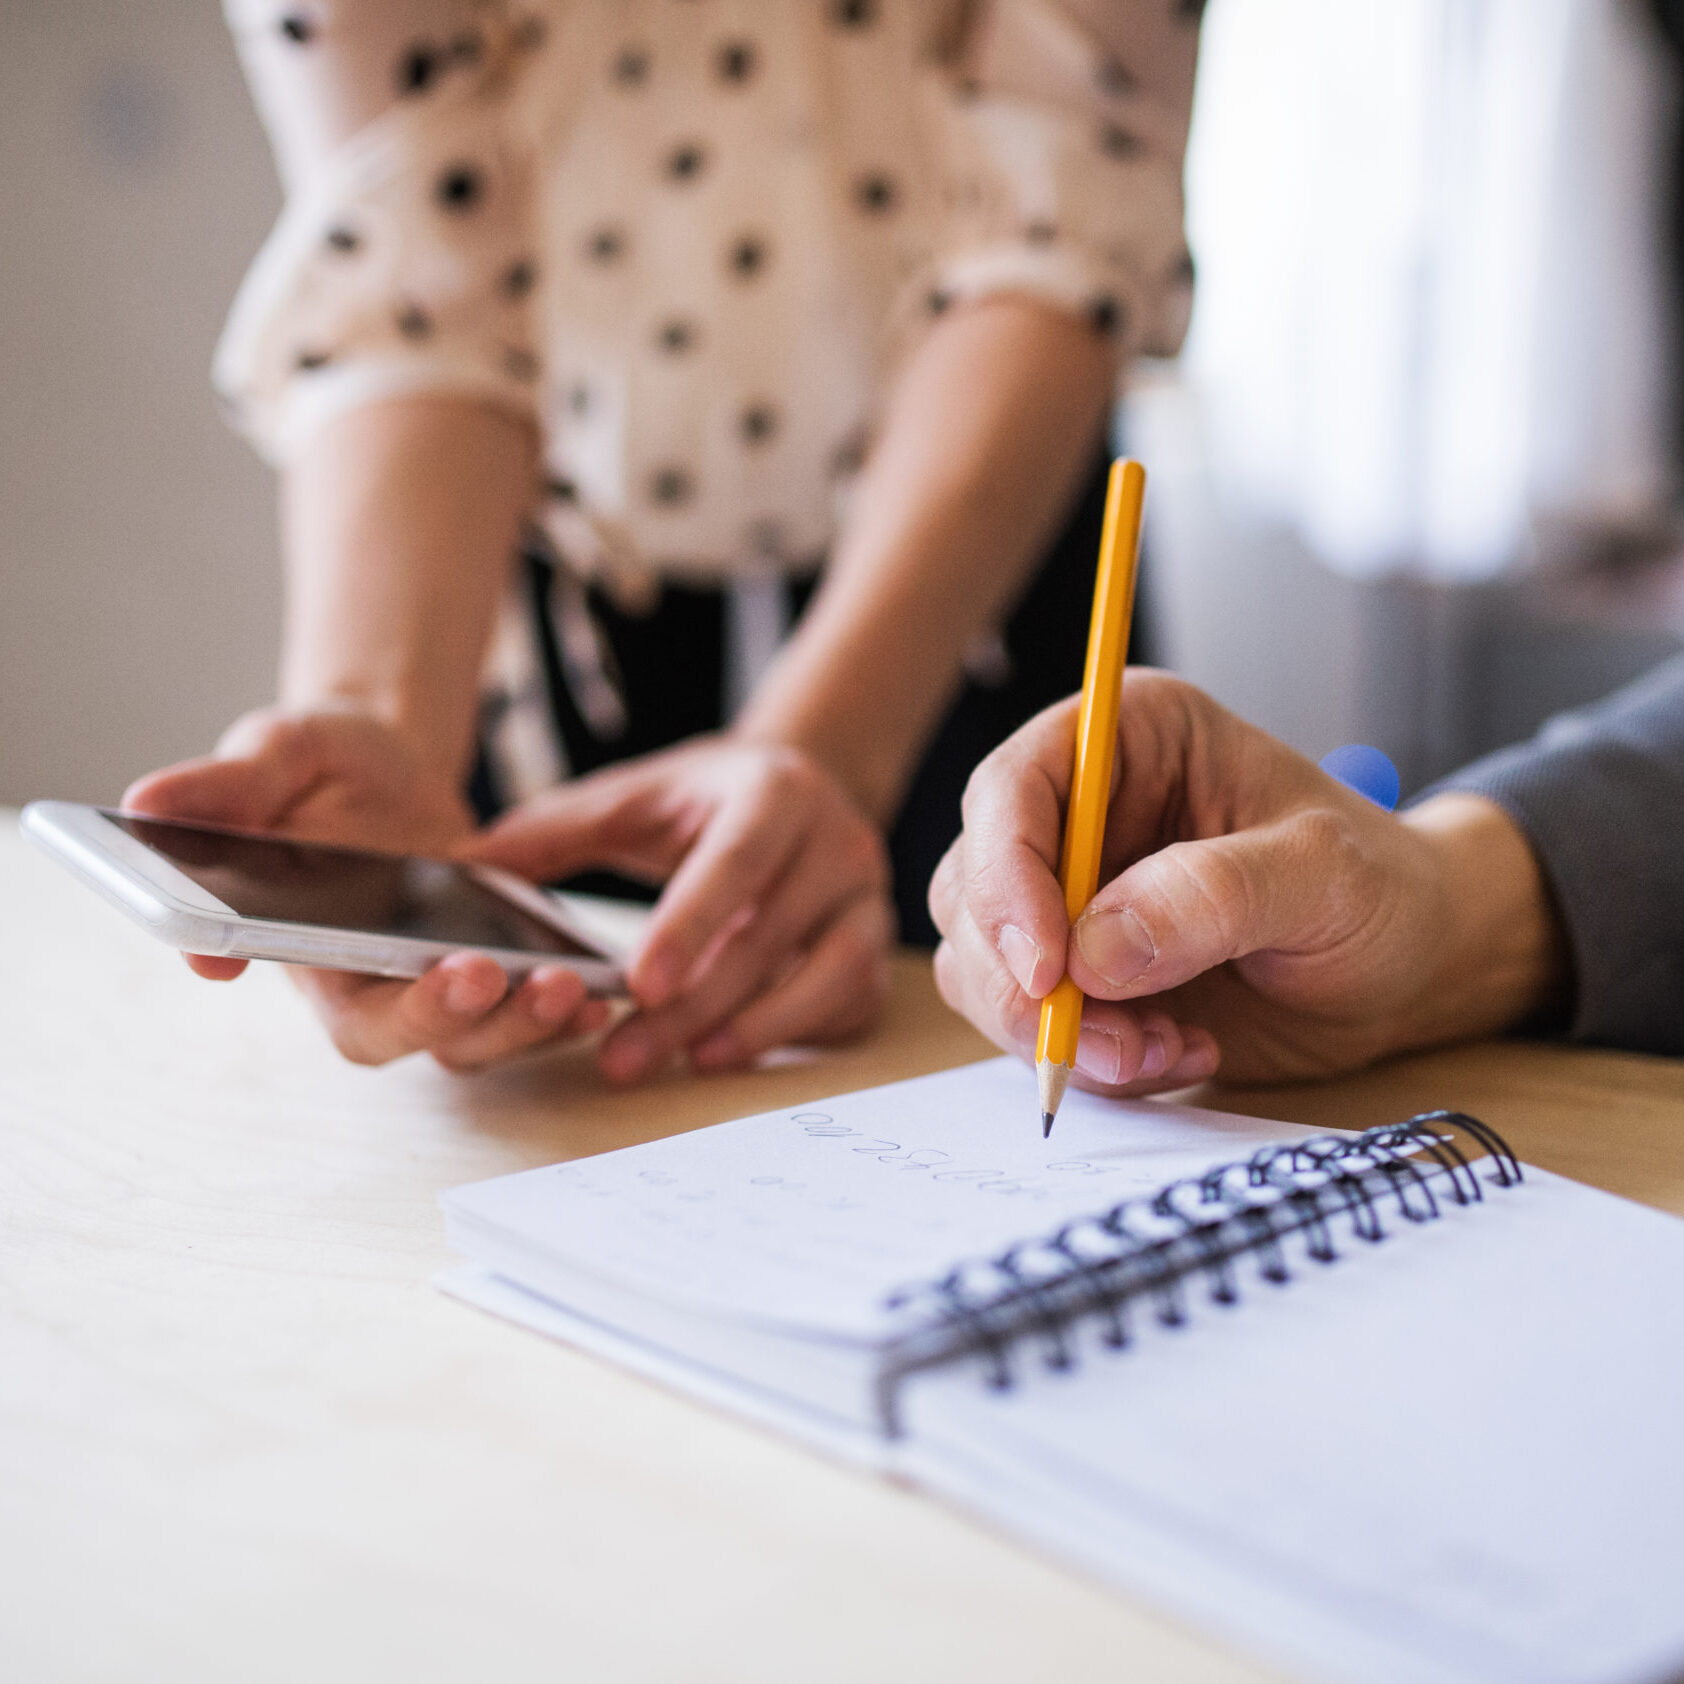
xmin=930 ymin=476 xmax=1569 ymax=1096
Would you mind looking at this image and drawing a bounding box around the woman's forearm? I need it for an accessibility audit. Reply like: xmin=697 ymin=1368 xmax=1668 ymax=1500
xmin=279 ymin=396 xmax=538 ymax=781
xmin=734 ymin=296 xmax=1117 ymax=823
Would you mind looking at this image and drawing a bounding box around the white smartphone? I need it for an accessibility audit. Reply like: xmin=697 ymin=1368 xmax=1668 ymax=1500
xmin=21 ymin=800 xmax=629 ymax=992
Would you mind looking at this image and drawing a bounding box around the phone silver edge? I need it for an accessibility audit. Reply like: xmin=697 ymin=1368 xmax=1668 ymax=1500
xmin=20 ymin=800 xmax=627 ymax=993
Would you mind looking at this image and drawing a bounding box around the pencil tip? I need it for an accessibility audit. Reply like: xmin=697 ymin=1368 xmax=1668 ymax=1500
xmin=1036 ymin=1058 xmax=1071 ymax=1139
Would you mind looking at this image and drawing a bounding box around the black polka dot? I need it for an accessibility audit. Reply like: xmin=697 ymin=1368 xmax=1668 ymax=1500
xmin=278 ymin=14 xmax=313 ymax=45
xmin=926 ymin=289 xmax=953 ymax=315
xmin=715 ymin=39 xmax=758 ymax=84
xmin=545 ymin=475 xmax=577 ymax=503
xmin=503 ymin=258 xmax=538 ymax=297
xmin=740 ymin=403 xmax=778 ymax=446
xmin=568 ymin=383 xmax=592 ymax=416
xmin=831 ymin=0 xmax=877 ymax=28
xmin=397 ymin=44 xmax=439 ymax=96
xmin=295 ymin=349 xmax=332 ymax=371
xmin=854 ymin=173 xmax=898 ymax=215
xmin=584 ymin=226 xmax=627 ymax=264
xmin=503 ymin=346 xmax=539 ymax=382
xmin=449 ymin=31 xmax=484 ymax=67
xmin=613 ymin=45 xmax=651 ymax=86
xmin=656 ymin=318 xmax=700 ymax=354
xmin=1087 ymin=295 xmax=1125 ymax=337
xmin=1096 ymin=56 xmax=1136 ymax=96
xmin=324 ymin=225 xmax=361 ymax=254
xmin=1024 ymin=220 xmax=1057 ymax=246
xmin=665 ymin=142 xmax=707 ymax=184
xmin=649 ymin=465 xmax=694 ymax=507
xmin=1099 ymin=124 xmax=1144 ymax=160
xmin=512 ymin=15 xmax=547 ymax=52
xmin=395 ymin=303 xmax=432 ymax=340
xmin=435 ymin=163 xmax=485 ymax=213
xmin=1170 ymin=248 xmax=1196 ymax=288
xmin=727 ymin=234 xmax=769 ymax=279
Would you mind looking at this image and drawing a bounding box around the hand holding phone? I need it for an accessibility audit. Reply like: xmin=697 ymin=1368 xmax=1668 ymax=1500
xmin=46 ymin=708 xmax=620 ymax=1070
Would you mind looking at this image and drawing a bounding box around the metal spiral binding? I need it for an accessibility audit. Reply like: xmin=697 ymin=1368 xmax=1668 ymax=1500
xmin=873 ymin=1111 xmax=1520 ymax=1435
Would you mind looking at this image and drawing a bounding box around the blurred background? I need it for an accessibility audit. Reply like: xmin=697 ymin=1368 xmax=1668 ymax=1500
xmin=5 ymin=0 xmax=1684 ymax=808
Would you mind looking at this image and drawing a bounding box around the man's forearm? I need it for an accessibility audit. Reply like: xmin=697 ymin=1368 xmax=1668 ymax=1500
xmin=1421 ymin=654 xmax=1684 ymax=1053
xmin=734 ymin=296 xmax=1117 ymax=823
xmin=279 ymin=396 xmax=538 ymax=782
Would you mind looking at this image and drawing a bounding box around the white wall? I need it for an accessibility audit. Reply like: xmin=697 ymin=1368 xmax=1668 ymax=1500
xmin=1128 ymin=375 xmax=1684 ymax=795
xmin=0 ymin=0 xmax=282 ymax=806
xmin=1126 ymin=377 xmax=1367 ymax=765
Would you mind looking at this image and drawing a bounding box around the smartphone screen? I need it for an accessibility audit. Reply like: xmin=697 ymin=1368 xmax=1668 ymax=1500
xmin=105 ymin=811 xmax=601 ymax=958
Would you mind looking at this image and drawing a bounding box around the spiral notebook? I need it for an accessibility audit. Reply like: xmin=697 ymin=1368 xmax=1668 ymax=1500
xmin=438 ymin=1058 xmax=1684 ymax=1684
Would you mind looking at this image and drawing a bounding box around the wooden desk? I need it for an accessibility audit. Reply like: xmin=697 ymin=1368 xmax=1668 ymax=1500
xmin=3 ymin=814 xmax=1681 ymax=1683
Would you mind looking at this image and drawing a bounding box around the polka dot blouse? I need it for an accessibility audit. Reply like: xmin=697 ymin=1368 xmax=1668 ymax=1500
xmin=217 ymin=0 xmax=1200 ymax=590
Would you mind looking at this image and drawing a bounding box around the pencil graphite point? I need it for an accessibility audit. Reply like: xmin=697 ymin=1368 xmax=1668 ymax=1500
xmin=1037 ymin=1058 xmax=1072 ymax=1137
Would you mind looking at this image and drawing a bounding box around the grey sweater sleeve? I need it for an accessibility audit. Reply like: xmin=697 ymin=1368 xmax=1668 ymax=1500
xmin=1418 ymin=653 xmax=1684 ymax=1055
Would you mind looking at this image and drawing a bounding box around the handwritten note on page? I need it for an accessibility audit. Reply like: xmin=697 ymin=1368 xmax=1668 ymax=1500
xmin=442 ymin=1058 xmax=1314 ymax=1341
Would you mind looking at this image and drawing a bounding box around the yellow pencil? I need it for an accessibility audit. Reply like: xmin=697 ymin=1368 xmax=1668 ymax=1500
xmin=1037 ymin=458 xmax=1146 ymax=1137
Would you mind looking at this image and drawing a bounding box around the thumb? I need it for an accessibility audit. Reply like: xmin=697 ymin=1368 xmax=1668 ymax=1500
xmin=122 ymin=713 xmax=334 ymax=832
xmin=1068 ymin=812 xmax=1365 ymax=1000
xmin=465 ymin=763 xmax=676 ymax=884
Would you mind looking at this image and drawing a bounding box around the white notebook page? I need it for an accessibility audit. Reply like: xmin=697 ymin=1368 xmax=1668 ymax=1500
xmin=900 ymin=1164 xmax=1684 ymax=1684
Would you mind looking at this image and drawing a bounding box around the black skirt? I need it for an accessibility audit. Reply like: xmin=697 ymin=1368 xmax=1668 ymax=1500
xmin=474 ymin=451 xmax=1148 ymax=947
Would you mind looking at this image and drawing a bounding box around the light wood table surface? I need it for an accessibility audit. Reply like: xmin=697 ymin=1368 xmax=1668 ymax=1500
xmin=3 ymin=812 xmax=1681 ymax=1684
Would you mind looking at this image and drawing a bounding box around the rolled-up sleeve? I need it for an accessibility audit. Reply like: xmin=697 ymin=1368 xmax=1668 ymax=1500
xmin=924 ymin=0 xmax=1200 ymax=358
xmin=215 ymin=0 xmax=546 ymax=463
xmin=1423 ymin=655 xmax=1684 ymax=1056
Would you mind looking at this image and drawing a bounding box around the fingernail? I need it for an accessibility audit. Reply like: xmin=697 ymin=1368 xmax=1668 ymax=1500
xmin=601 ymin=1027 xmax=653 ymax=1083
xmin=1074 ymin=908 xmax=1155 ymax=989
xmin=1191 ymin=1045 xmax=1220 ymax=1079
xmin=529 ymin=968 xmax=578 ymax=1025
xmin=1074 ymin=1025 xmax=1124 ymax=1085
xmin=634 ymin=948 xmax=680 ymax=1009
xmin=1139 ymin=1029 xmax=1167 ymax=1080
xmin=445 ymin=966 xmax=500 ymax=1015
xmin=998 ymin=924 xmax=1043 ymax=995
xmin=1177 ymin=1033 xmax=1221 ymax=1082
